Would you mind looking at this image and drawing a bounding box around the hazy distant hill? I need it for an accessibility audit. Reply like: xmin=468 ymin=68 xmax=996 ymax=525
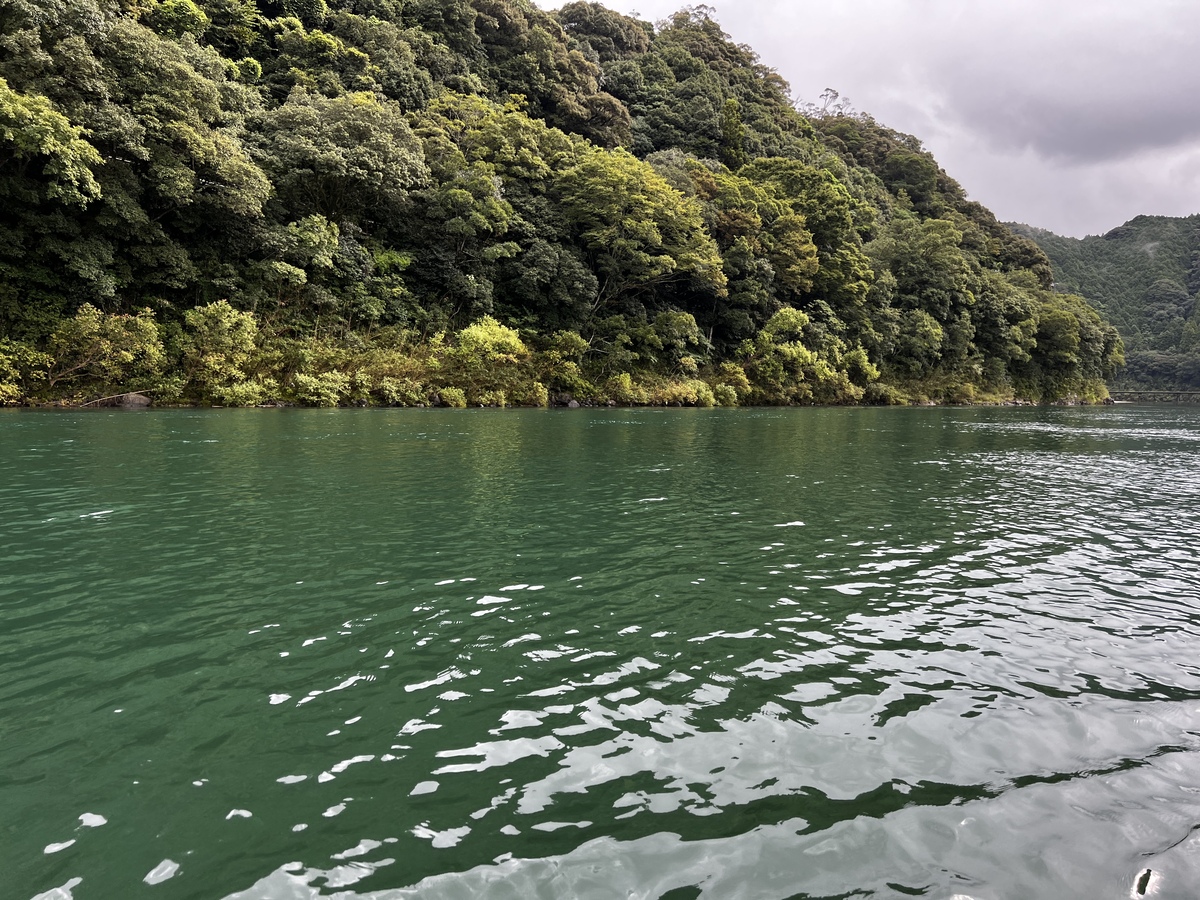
xmin=1012 ymin=216 xmax=1200 ymax=388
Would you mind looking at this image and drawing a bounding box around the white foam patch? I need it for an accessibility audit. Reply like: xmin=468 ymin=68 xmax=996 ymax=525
xmin=269 ymin=694 xmax=291 ymax=705
xmin=333 ymin=839 xmax=383 ymax=861
xmin=297 ymin=674 xmax=373 ymax=705
xmin=44 ymin=840 xmax=75 ymax=854
xmin=225 ymin=809 xmax=252 ymax=820
xmin=412 ymin=824 xmax=470 ymax=849
xmin=433 ymin=735 xmax=564 ymax=775
xmin=277 ymin=775 xmax=307 ymax=784
xmin=143 ymin=859 xmax=180 ymax=885
xmin=30 ymin=877 xmax=82 ymax=900
xmin=330 ymin=755 xmax=374 ymax=774
xmin=532 ymin=820 xmax=592 ymax=832
xmin=405 ymin=668 xmax=463 ymax=693
xmin=78 ymin=813 xmax=106 ymax=828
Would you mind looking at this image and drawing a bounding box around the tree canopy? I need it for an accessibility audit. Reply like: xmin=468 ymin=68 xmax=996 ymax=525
xmin=0 ymin=0 xmax=1122 ymax=406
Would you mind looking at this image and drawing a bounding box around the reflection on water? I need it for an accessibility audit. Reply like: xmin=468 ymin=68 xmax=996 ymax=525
xmin=5 ymin=406 xmax=1200 ymax=900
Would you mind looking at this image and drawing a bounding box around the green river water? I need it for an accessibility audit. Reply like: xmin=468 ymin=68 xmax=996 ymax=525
xmin=5 ymin=406 xmax=1200 ymax=900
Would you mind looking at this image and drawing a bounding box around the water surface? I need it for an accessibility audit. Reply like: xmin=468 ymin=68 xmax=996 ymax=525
xmin=5 ymin=406 xmax=1200 ymax=900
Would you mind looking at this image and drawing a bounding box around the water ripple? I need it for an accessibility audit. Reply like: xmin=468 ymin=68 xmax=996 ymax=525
xmin=5 ymin=406 xmax=1200 ymax=899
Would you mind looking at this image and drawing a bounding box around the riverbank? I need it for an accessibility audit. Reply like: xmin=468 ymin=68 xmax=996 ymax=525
xmin=27 ymin=391 xmax=1097 ymax=411
xmin=2 ymin=306 xmax=1113 ymax=411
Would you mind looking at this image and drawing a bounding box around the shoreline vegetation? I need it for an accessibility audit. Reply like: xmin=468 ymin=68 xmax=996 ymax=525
xmin=8 ymin=303 xmax=1110 ymax=410
xmin=1 ymin=2 xmax=1123 ymax=409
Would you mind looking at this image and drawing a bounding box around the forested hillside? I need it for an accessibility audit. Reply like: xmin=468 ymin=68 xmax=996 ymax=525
xmin=0 ymin=0 xmax=1123 ymax=406
xmin=1013 ymin=216 xmax=1200 ymax=389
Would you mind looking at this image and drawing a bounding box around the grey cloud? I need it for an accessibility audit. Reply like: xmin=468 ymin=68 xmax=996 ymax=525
xmin=921 ymin=131 xmax=1200 ymax=236
xmin=916 ymin=4 xmax=1200 ymax=164
xmin=953 ymin=98 xmax=1200 ymax=165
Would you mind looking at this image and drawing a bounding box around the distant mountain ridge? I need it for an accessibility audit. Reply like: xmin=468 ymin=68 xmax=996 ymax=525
xmin=1011 ymin=215 xmax=1200 ymax=388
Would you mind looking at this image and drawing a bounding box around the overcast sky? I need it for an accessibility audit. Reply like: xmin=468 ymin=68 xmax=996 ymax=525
xmin=538 ymin=0 xmax=1200 ymax=237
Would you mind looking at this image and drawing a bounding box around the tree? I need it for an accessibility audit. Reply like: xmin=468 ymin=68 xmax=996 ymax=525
xmin=179 ymin=300 xmax=260 ymax=400
xmin=252 ymin=89 xmax=427 ymax=224
xmin=742 ymin=157 xmax=875 ymax=339
xmin=718 ymin=97 xmax=747 ymax=169
xmin=556 ymin=146 xmax=725 ymax=315
xmin=554 ymin=2 xmax=650 ymax=62
xmin=0 ymin=77 xmax=102 ymax=206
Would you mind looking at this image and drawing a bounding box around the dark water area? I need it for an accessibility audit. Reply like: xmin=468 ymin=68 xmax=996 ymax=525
xmin=4 ymin=406 xmax=1200 ymax=900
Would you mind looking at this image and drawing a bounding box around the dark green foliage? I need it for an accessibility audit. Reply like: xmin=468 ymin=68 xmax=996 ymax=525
xmin=251 ymin=89 xmax=427 ymax=223
xmin=1014 ymin=215 xmax=1200 ymax=387
xmin=0 ymin=0 xmax=1121 ymax=405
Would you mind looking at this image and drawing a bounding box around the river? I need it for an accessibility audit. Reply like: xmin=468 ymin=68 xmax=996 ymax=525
xmin=5 ymin=406 xmax=1200 ymax=900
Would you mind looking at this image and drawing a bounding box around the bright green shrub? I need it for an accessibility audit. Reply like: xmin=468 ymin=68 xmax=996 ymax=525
xmin=48 ymin=304 xmax=165 ymax=391
xmin=713 ymin=383 xmax=738 ymax=407
xmin=439 ymin=386 xmax=467 ymax=408
xmin=446 ymin=317 xmax=531 ymax=399
xmin=476 ymin=389 xmax=507 ymax=407
xmin=291 ymin=371 xmax=350 ymax=406
xmin=655 ymin=379 xmax=715 ymax=407
xmin=510 ymin=380 xmax=549 ymax=407
xmin=538 ymin=331 xmax=594 ymax=396
xmin=453 ymin=317 xmax=527 ymax=365
xmin=180 ymin=301 xmax=260 ymax=402
xmin=376 ymin=376 xmax=428 ymax=406
xmin=146 ymin=0 xmax=210 ymax=37
xmin=0 ymin=339 xmax=50 ymax=404
xmin=843 ymin=347 xmax=880 ymax=386
xmin=863 ymin=382 xmax=910 ymax=405
xmin=546 ymin=359 xmax=594 ymax=397
xmin=216 ymin=378 xmax=277 ymax=407
xmin=716 ymin=361 xmax=752 ymax=399
xmin=603 ymin=371 xmax=648 ymax=404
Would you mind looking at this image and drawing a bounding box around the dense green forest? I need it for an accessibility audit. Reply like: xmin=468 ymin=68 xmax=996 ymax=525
xmin=0 ymin=0 xmax=1123 ymax=406
xmin=1013 ymin=216 xmax=1200 ymax=389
